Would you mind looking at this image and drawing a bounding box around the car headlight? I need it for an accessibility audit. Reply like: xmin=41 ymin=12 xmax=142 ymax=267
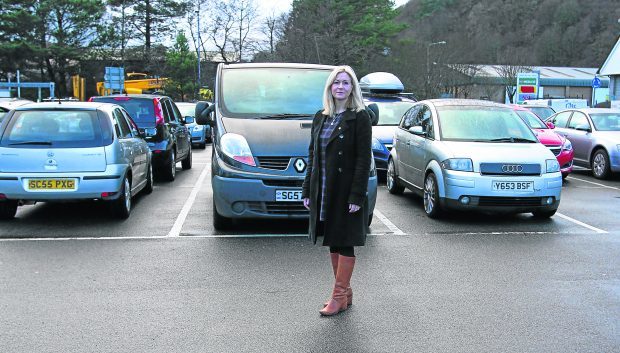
xmin=371 ymin=137 xmax=385 ymax=152
xmin=220 ymin=133 xmax=256 ymax=166
xmin=545 ymin=159 xmax=560 ymax=173
xmin=562 ymin=138 xmax=572 ymax=151
xmin=440 ymin=158 xmax=473 ymax=172
xmin=193 ymin=126 xmax=202 ymax=132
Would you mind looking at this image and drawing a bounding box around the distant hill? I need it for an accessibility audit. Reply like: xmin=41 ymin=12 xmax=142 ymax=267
xmin=394 ymin=0 xmax=619 ymax=67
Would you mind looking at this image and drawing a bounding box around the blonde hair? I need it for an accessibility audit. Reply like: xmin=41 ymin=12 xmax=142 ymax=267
xmin=321 ymin=65 xmax=365 ymax=116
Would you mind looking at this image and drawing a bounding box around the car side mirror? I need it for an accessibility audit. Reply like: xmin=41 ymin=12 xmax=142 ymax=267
xmin=195 ymin=101 xmax=214 ymax=126
xmin=408 ymin=126 xmax=425 ymax=136
xmin=185 ymin=116 xmax=195 ymax=124
xmin=367 ymin=103 xmax=379 ymax=126
xmin=546 ymin=122 xmax=555 ymax=129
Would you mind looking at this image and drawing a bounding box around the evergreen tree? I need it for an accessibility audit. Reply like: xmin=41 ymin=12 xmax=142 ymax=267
xmin=163 ymin=32 xmax=197 ymax=101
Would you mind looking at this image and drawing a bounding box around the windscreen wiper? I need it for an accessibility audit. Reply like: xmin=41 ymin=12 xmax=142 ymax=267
xmin=489 ymin=137 xmax=537 ymax=143
xmin=255 ymin=114 xmax=313 ymax=120
xmin=9 ymin=141 xmax=53 ymax=145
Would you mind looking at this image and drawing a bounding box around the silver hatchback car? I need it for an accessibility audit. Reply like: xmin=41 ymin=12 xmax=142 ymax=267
xmin=387 ymin=99 xmax=562 ymax=218
xmin=0 ymin=102 xmax=153 ymax=219
xmin=545 ymin=108 xmax=620 ymax=179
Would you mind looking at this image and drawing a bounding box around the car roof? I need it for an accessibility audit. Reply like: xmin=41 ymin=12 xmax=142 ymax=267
xmin=92 ymin=94 xmax=170 ymax=99
xmin=425 ymin=99 xmax=511 ymax=108
xmin=572 ymin=108 xmax=620 ymax=114
xmin=12 ymin=101 xmax=114 ymax=111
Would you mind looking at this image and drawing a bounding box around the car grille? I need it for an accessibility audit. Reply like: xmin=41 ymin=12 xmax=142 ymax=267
xmin=475 ymin=196 xmax=544 ymax=207
xmin=256 ymin=157 xmax=291 ymax=170
xmin=479 ymin=163 xmax=541 ymax=176
xmin=262 ymin=179 xmax=304 ymax=187
xmin=545 ymin=145 xmax=562 ymax=156
xmin=247 ymin=201 xmax=308 ymax=215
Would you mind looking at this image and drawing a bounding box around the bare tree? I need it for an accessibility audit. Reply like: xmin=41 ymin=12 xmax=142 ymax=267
xmin=494 ymin=64 xmax=532 ymax=103
xmin=231 ymin=0 xmax=258 ymax=62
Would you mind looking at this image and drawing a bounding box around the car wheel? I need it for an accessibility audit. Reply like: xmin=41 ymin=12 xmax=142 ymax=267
xmin=110 ymin=176 xmax=131 ymax=219
xmin=386 ymin=159 xmax=405 ymax=195
xmin=161 ymin=150 xmax=176 ymax=181
xmin=532 ymin=209 xmax=557 ymax=218
xmin=143 ymin=162 xmax=154 ymax=194
xmin=182 ymin=147 xmax=192 ymax=170
xmin=423 ymin=172 xmax=442 ymax=218
xmin=0 ymin=200 xmax=18 ymax=220
xmin=591 ymin=149 xmax=610 ymax=179
xmin=213 ymin=198 xmax=232 ymax=230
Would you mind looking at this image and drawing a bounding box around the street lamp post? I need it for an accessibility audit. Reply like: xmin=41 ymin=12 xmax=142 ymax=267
xmin=195 ymin=9 xmax=201 ymax=98
xmin=426 ymin=40 xmax=446 ymax=99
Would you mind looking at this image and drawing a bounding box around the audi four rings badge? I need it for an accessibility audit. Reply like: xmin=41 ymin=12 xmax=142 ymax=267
xmin=502 ymin=164 xmax=523 ymax=173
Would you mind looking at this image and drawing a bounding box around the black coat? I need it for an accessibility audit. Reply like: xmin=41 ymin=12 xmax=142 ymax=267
xmin=302 ymin=108 xmax=372 ymax=246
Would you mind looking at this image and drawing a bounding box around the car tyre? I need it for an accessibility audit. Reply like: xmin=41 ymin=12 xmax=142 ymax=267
xmin=143 ymin=162 xmax=154 ymax=194
xmin=367 ymin=212 xmax=373 ymax=226
xmin=532 ymin=209 xmax=557 ymax=218
xmin=110 ymin=176 xmax=131 ymax=219
xmin=161 ymin=150 xmax=176 ymax=181
xmin=0 ymin=200 xmax=18 ymax=220
xmin=423 ymin=172 xmax=442 ymax=218
xmin=182 ymin=147 xmax=192 ymax=170
xmin=386 ymin=159 xmax=405 ymax=195
xmin=591 ymin=149 xmax=610 ymax=179
xmin=213 ymin=199 xmax=232 ymax=230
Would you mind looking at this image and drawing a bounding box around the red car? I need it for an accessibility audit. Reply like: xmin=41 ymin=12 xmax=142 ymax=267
xmin=511 ymin=105 xmax=573 ymax=179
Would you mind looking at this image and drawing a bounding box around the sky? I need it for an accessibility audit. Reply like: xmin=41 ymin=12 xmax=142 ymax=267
xmin=259 ymin=0 xmax=411 ymax=16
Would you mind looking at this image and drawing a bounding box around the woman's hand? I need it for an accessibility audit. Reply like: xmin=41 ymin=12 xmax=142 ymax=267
xmin=348 ymin=204 xmax=360 ymax=213
xmin=303 ymin=198 xmax=310 ymax=210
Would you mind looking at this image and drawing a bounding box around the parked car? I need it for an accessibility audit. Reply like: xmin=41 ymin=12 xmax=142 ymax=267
xmin=194 ymin=62 xmax=377 ymax=230
xmin=520 ymin=104 xmax=556 ymax=120
xmin=89 ymin=94 xmax=192 ymax=181
xmin=545 ymin=108 xmax=620 ymax=179
xmin=360 ymin=72 xmax=416 ymax=175
xmin=387 ymin=99 xmax=562 ymax=218
xmin=0 ymin=102 xmax=153 ymax=219
xmin=0 ymin=99 xmax=33 ymax=122
xmin=176 ymin=102 xmax=211 ymax=148
xmin=510 ymin=105 xmax=573 ymax=179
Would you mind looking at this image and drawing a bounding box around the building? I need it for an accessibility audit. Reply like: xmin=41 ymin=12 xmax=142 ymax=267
xmin=598 ymin=35 xmax=620 ymax=108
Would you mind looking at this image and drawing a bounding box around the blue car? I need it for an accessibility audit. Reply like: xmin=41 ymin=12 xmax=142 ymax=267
xmin=360 ymin=72 xmax=416 ymax=174
xmin=176 ymin=102 xmax=211 ymax=148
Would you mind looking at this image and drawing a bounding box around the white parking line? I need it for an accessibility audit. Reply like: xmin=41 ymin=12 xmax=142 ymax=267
xmin=166 ymin=163 xmax=210 ymax=237
xmin=555 ymin=212 xmax=608 ymax=234
xmin=374 ymin=209 xmax=406 ymax=235
xmin=567 ymin=176 xmax=620 ymax=191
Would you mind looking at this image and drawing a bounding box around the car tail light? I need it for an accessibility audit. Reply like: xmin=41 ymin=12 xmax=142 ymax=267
xmin=101 ymin=192 xmax=117 ymax=198
xmin=87 ymin=97 xmax=94 ymax=102
xmin=153 ymin=98 xmax=164 ymax=126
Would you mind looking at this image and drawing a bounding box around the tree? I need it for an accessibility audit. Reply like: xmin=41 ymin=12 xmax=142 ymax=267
xmin=163 ymin=32 xmax=197 ymax=101
xmin=494 ymin=64 xmax=532 ymax=104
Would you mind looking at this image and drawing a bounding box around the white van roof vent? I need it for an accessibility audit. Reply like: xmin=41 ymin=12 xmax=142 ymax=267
xmin=359 ymin=72 xmax=404 ymax=94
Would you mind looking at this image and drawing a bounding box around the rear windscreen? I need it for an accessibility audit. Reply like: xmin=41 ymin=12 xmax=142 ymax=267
xmin=92 ymin=97 xmax=155 ymax=125
xmin=0 ymin=110 xmax=110 ymax=148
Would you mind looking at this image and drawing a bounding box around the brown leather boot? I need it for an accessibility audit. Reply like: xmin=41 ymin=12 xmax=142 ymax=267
xmin=319 ymin=255 xmax=355 ymax=316
xmin=323 ymin=253 xmax=353 ymax=307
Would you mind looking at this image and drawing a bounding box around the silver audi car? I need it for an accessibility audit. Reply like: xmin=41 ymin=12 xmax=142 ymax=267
xmin=387 ymin=99 xmax=562 ymax=218
xmin=0 ymin=102 xmax=153 ymax=219
xmin=545 ymin=108 xmax=620 ymax=179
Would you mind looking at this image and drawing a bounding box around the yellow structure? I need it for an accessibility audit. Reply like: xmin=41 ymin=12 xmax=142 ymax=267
xmin=96 ymin=72 xmax=168 ymax=96
xmin=72 ymin=75 xmax=85 ymax=101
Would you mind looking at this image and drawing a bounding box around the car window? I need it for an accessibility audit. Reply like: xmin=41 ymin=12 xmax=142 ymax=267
xmin=567 ymin=112 xmax=590 ymax=130
xmin=550 ymin=111 xmax=572 ymax=128
xmin=177 ymin=104 xmax=195 ymax=118
xmin=92 ymin=97 xmax=155 ymax=125
xmin=0 ymin=110 xmax=106 ymax=148
xmin=113 ymin=109 xmax=132 ymax=138
xmin=525 ymin=106 xmax=555 ymax=120
xmin=590 ymin=113 xmax=620 ymax=131
xmin=437 ymin=106 xmax=537 ymax=142
xmin=418 ymin=105 xmax=434 ymax=139
xmin=161 ymin=99 xmax=173 ymax=123
xmin=169 ymin=101 xmax=183 ymax=122
xmin=120 ymin=109 xmax=139 ymax=136
xmin=516 ymin=110 xmax=547 ymax=129
xmin=366 ymin=100 xmax=415 ymax=125
xmin=400 ymin=106 xmax=421 ymax=130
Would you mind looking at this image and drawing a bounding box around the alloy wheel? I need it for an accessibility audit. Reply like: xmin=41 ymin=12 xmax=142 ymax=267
xmin=424 ymin=175 xmax=436 ymax=214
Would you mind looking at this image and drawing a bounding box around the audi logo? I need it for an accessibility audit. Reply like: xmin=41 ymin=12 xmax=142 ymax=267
xmin=502 ymin=164 xmax=523 ymax=173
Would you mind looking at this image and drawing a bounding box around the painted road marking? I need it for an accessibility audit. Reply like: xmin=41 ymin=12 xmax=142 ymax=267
xmin=167 ymin=162 xmax=210 ymax=237
xmin=555 ymin=212 xmax=608 ymax=234
xmin=374 ymin=209 xmax=405 ymax=235
xmin=567 ymin=176 xmax=620 ymax=191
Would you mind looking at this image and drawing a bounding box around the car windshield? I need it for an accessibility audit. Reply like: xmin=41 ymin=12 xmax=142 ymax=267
xmin=176 ymin=104 xmax=195 ymax=118
xmin=590 ymin=113 xmax=620 ymax=131
xmin=220 ymin=67 xmax=331 ymax=119
xmin=525 ymin=106 xmax=555 ymax=120
xmin=515 ymin=110 xmax=547 ymax=129
xmin=370 ymin=100 xmax=415 ymax=125
xmin=93 ymin=97 xmax=155 ymax=125
xmin=0 ymin=110 xmax=108 ymax=148
xmin=438 ymin=106 xmax=537 ymax=142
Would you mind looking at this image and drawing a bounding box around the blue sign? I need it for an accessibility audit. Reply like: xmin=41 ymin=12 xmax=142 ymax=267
xmin=104 ymin=67 xmax=124 ymax=92
xmin=592 ymin=77 xmax=601 ymax=89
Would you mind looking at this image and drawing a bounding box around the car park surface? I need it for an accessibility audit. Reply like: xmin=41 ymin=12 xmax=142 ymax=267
xmin=546 ymin=108 xmax=620 ymax=179
xmin=90 ymin=94 xmax=192 ymax=181
xmin=176 ymin=101 xmax=210 ymax=148
xmin=387 ymin=99 xmax=562 ymax=218
xmin=0 ymin=101 xmax=153 ymax=219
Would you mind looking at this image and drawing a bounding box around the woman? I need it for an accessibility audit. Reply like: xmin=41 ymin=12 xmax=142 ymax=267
xmin=302 ymin=65 xmax=372 ymax=316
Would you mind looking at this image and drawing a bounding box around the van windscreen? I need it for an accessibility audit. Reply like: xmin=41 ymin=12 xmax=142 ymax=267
xmin=220 ymin=68 xmax=331 ymax=118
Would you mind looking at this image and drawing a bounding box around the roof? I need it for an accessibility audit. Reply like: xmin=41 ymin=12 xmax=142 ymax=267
xmin=573 ymin=108 xmax=620 ymax=114
xmin=598 ymin=36 xmax=620 ymax=76
xmin=462 ymin=65 xmax=609 ymax=87
xmin=14 ymin=101 xmax=112 ymax=110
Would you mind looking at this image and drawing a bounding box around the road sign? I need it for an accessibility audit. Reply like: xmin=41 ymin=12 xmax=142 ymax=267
xmin=516 ymin=72 xmax=540 ymax=104
xmin=592 ymin=77 xmax=601 ymax=88
xmin=104 ymin=67 xmax=124 ymax=93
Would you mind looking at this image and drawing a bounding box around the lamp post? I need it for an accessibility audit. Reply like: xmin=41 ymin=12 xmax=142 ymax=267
xmin=195 ymin=9 xmax=201 ymax=99
xmin=426 ymin=40 xmax=446 ymax=99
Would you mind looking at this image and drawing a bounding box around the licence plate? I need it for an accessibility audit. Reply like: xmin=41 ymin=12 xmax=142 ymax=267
xmin=27 ymin=179 xmax=76 ymax=191
xmin=275 ymin=190 xmax=303 ymax=202
xmin=492 ymin=181 xmax=533 ymax=191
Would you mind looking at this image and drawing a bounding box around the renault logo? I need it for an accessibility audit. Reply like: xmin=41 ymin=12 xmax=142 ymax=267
xmin=294 ymin=158 xmax=307 ymax=173
xmin=502 ymin=164 xmax=523 ymax=173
